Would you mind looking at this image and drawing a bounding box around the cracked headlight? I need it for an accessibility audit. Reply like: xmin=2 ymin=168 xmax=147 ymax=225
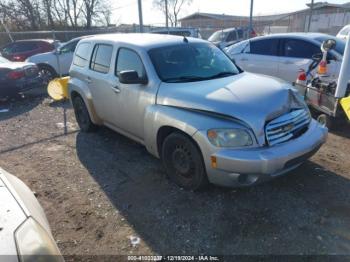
xmin=207 ymin=129 xmax=253 ymax=147
xmin=15 ymin=217 xmax=63 ymax=262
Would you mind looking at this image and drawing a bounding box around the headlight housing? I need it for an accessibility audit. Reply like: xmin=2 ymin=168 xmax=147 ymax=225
xmin=15 ymin=217 xmax=63 ymax=262
xmin=207 ymin=128 xmax=253 ymax=147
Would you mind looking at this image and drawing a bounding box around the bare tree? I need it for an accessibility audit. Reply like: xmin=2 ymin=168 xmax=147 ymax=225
xmin=153 ymin=0 xmax=192 ymax=27
xmin=0 ymin=0 xmax=113 ymax=30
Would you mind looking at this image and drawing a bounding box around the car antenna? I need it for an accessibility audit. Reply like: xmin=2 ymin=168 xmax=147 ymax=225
xmin=183 ymin=36 xmax=189 ymax=43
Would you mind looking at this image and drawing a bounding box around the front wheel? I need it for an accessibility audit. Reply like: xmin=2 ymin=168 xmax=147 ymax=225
xmin=317 ymin=114 xmax=333 ymax=130
xmin=161 ymin=132 xmax=209 ymax=191
xmin=72 ymin=96 xmax=97 ymax=132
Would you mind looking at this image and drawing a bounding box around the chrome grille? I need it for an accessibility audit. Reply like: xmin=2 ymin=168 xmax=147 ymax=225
xmin=266 ymin=109 xmax=311 ymax=146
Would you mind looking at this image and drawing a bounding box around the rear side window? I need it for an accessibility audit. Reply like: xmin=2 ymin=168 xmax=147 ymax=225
xmin=283 ymin=39 xmax=320 ymax=59
xmin=116 ymin=48 xmax=145 ymax=78
xmin=90 ymin=44 xmax=113 ymax=74
xmin=16 ymin=42 xmax=38 ymax=52
xmin=250 ymin=39 xmax=279 ymax=56
xmin=73 ymin=43 xmax=91 ymax=67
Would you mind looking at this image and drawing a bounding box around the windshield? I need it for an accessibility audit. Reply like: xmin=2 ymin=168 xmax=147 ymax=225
xmin=315 ymin=36 xmax=345 ymax=55
xmin=0 ymin=57 xmax=9 ymax=63
xmin=148 ymin=42 xmax=240 ymax=83
xmin=208 ymin=31 xmax=227 ymax=42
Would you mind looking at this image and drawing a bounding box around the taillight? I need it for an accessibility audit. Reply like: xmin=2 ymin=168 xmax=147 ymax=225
xmin=13 ymin=55 xmax=25 ymax=61
xmin=251 ymin=30 xmax=257 ymax=37
xmin=7 ymin=70 xmax=25 ymax=80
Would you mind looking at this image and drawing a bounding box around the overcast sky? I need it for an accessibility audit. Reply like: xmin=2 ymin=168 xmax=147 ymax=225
xmin=110 ymin=0 xmax=350 ymax=26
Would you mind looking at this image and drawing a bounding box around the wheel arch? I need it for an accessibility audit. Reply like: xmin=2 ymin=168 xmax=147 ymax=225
xmin=69 ymin=87 xmax=103 ymax=125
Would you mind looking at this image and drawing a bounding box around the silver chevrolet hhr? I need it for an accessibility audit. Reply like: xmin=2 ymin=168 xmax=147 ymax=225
xmin=69 ymin=33 xmax=327 ymax=190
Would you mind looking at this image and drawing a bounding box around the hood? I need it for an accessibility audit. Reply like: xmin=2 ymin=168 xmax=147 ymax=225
xmin=157 ymin=72 xmax=305 ymax=144
xmin=26 ymin=51 xmax=55 ymax=62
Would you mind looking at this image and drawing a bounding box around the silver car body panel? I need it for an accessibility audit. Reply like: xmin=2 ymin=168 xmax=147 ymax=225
xmin=69 ymin=33 xmax=327 ymax=187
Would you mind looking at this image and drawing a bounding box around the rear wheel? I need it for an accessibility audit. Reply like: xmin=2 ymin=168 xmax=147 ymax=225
xmin=161 ymin=132 xmax=209 ymax=191
xmin=72 ymin=96 xmax=97 ymax=132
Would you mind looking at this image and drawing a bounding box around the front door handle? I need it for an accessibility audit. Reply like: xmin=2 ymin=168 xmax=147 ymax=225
xmin=284 ymin=61 xmax=293 ymax=65
xmin=241 ymin=58 xmax=248 ymax=61
xmin=86 ymin=77 xmax=92 ymax=83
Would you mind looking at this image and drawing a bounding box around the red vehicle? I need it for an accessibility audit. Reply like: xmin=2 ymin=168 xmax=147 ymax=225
xmin=0 ymin=39 xmax=59 ymax=62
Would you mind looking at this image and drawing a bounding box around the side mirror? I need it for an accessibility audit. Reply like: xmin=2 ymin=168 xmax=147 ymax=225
xmin=55 ymin=49 xmax=62 ymax=55
xmin=321 ymin=39 xmax=336 ymax=52
xmin=119 ymin=70 xmax=147 ymax=85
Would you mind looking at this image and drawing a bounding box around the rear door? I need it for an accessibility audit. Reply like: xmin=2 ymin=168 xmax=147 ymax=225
xmin=278 ymin=38 xmax=321 ymax=82
xmin=239 ymin=38 xmax=280 ymax=77
xmin=86 ymin=43 xmax=115 ymax=122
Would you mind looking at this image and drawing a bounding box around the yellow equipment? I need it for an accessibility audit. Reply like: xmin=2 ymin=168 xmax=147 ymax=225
xmin=47 ymin=77 xmax=69 ymax=101
xmin=340 ymin=96 xmax=350 ymax=121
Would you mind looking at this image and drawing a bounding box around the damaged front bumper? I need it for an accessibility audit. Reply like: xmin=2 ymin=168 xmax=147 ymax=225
xmin=194 ymin=119 xmax=328 ymax=187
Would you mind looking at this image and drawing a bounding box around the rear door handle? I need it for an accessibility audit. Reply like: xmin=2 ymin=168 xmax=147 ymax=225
xmin=241 ymin=58 xmax=248 ymax=61
xmin=284 ymin=61 xmax=293 ymax=65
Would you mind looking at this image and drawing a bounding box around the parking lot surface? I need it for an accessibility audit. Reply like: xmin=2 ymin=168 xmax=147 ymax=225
xmin=0 ymin=93 xmax=350 ymax=256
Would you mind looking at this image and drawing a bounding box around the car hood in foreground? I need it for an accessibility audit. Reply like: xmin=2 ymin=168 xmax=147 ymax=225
xmin=157 ymin=72 xmax=305 ymax=144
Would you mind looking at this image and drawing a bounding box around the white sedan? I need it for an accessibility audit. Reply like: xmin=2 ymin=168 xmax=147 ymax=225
xmin=224 ymin=33 xmax=345 ymax=83
xmin=0 ymin=168 xmax=63 ymax=261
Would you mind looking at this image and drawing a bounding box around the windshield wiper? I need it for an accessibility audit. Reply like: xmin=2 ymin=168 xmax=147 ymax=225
xmin=164 ymin=76 xmax=208 ymax=83
xmin=207 ymin=71 xmax=236 ymax=79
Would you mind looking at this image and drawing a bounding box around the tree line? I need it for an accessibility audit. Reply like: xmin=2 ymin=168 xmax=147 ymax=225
xmin=0 ymin=0 xmax=112 ymax=31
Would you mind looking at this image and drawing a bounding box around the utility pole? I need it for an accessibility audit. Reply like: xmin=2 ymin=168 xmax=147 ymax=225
xmin=0 ymin=18 xmax=14 ymax=42
xmin=138 ymin=0 xmax=144 ymax=33
xmin=165 ymin=0 xmax=169 ymax=29
xmin=307 ymin=0 xmax=314 ymax=32
xmin=249 ymin=0 xmax=254 ymax=36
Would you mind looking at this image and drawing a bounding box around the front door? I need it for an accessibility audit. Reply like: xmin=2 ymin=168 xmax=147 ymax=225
xmin=108 ymin=47 xmax=151 ymax=140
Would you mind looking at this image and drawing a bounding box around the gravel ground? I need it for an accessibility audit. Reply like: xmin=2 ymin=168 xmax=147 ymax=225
xmin=0 ymin=92 xmax=350 ymax=258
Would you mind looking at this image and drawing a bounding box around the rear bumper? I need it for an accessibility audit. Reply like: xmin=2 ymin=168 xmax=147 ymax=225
xmin=0 ymin=76 xmax=42 ymax=98
xmin=194 ymin=120 xmax=328 ymax=187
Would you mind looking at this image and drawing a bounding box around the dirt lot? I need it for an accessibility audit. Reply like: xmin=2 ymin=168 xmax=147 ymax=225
xmin=0 ymin=92 xmax=350 ymax=257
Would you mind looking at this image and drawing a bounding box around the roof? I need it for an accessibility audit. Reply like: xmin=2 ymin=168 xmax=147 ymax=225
xmin=83 ymin=33 xmax=206 ymax=49
xmin=250 ymin=32 xmax=335 ymax=41
xmin=14 ymin=39 xmax=57 ymax=43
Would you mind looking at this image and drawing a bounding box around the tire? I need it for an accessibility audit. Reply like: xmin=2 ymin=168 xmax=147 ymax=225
xmin=161 ymin=132 xmax=209 ymax=191
xmin=38 ymin=65 xmax=57 ymax=86
xmin=317 ymin=114 xmax=333 ymax=130
xmin=72 ymin=96 xmax=97 ymax=132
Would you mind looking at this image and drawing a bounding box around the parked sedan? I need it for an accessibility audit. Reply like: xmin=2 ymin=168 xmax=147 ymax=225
xmin=27 ymin=36 xmax=90 ymax=85
xmin=208 ymin=27 xmax=256 ymax=49
xmin=0 ymin=167 xmax=63 ymax=261
xmin=337 ymin=24 xmax=350 ymax=40
xmin=0 ymin=39 xmax=59 ymax=62
xmin=0 ymin=56 xmax=42 ymax=99
xmin=224 ymin=33 xmax=345 ymax=83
